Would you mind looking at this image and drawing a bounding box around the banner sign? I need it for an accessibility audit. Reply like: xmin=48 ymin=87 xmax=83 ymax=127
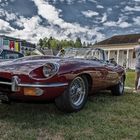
xmin=10 ymin=41 xmax=14 ymax=50
xmin=15 ymin=42 xmax=20 ymax=52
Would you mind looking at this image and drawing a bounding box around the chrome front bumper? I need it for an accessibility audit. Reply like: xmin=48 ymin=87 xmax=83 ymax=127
xmin=0 ymin=76 xmax=68 ymax=92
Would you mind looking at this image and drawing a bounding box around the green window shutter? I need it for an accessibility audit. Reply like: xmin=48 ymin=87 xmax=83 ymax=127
xmin=3 ymin=39 xmax=9 ymax=46
xmin=3 ymin=39 xmax=9 ymax=50
xmin=0 ymin=38 xmax=2 ymax=47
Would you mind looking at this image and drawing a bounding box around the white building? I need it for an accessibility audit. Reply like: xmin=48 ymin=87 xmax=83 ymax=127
xmin=95 ymin=34 xmax=140 ymax=69
xmin=0 ymin=35 xmax=36 ymax=55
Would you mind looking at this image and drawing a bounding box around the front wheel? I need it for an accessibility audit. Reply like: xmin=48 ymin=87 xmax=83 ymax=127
xmin=111 ymin=76 xmax=125 ymax=96
xmin=55 ymin=76 xmax=88 ymax=113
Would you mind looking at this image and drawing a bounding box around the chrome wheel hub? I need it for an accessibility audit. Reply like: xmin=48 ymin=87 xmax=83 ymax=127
xmin=70 ymin=77 xmax=86 ymax=106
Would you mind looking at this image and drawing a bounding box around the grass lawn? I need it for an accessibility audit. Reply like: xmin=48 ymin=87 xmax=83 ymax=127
xmin=0 ymin=72 xmax=140 ymax=140
xmin=125 ymin=71 xmax=135 ymax=88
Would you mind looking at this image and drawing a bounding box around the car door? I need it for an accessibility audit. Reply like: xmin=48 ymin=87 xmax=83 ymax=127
xmin=103 ymin=59 xmax=120 ymax=88
xmin=89 ymin=49 xmax=110 ymax=90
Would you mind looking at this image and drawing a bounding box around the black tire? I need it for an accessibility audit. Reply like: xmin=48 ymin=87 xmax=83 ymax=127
xmin=111 ymin=76 xmax=125 ymax=96
xmin=55 ymin=76 xmax=88 ymax=113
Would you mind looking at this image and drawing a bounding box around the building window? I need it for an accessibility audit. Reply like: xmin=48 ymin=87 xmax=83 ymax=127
xmin=133 ymin=51 xmax=135 ymax=58
xmin=124 ymin=50 xmax=127 ymax=54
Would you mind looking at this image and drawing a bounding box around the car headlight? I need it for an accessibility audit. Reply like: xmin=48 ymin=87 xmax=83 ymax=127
xmin=43 ymin=63 xmax=59 ymax=78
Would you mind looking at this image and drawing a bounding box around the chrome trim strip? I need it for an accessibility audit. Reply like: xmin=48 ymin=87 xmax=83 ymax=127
xmin=17 ymin=83 xmax=68 ymax=88
xmin=0 ymin=81 xmax=68 ymax=88
xmin=0 ymin=76 xmax=68 ymax=92
xmin=0 ymin=81 xmax=12 ymax=85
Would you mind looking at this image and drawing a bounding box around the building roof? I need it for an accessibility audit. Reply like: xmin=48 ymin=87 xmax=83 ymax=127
xmin=0 ymin=35 xmax=21 ymax=41
xmin=96 ymin=34 xmax=140 ymax=45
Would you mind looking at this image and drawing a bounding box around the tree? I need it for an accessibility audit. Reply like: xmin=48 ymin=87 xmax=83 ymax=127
xmin=75 ymin=37 xmax=82 ymax=48
xmin=37 ymin=36 xmax=84 ymax=51
xmin=38 ymin=39 xmax=43 ymax=48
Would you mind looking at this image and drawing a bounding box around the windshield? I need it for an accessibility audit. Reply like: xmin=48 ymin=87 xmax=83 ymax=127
xmin=63 ymin=48 xmax=105 ymax=60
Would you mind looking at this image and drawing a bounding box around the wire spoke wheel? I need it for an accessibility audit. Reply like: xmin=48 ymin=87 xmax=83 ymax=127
xmin=55 ymin=76 xmax=88 ymax=112
xmin=69 ymin=77 xmax=86 ymax=106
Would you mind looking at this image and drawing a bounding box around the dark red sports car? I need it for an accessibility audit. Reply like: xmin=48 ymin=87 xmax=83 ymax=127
xmin=0 ymin=48 xmax=125 ymax=112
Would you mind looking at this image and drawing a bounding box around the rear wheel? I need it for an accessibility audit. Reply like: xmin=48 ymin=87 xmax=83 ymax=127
xmin=111 ymin=76 xmax=125 ymax=96
xmin=55 ymin=76 xmax=88 ymax=113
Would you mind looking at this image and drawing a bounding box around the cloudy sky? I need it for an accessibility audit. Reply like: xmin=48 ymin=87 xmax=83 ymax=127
xmin=0 ymin=0 xmax=140 ymax=44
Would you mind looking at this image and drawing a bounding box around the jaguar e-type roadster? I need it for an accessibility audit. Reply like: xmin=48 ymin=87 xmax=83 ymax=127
xmin=0 ymin=48 xmax=125 ymax=112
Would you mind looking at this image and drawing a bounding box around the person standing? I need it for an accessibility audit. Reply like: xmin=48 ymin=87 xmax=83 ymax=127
xmin=134 ymin=38 xmax=140 ymax=92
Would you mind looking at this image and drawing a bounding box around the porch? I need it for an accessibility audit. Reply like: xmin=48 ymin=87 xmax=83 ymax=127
xmin=104 ymin=48 xmax=135 ymax=69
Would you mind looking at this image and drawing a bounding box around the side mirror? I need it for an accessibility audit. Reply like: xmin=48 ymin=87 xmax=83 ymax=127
xmin=109 ymin=58 xmax=117 ymax=65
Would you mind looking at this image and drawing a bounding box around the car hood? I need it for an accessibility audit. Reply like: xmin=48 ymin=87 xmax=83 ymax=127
xmin=0 ymin=58 xmax=61 ymax=75
xmin=0 ymin=55 xmax=101 ymax=75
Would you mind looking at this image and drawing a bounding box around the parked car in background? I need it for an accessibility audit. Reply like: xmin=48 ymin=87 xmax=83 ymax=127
xmin=0 ymin=48 xmax=125 ymax=113
xmin=0 ymin=49 xmax=24 ymax=63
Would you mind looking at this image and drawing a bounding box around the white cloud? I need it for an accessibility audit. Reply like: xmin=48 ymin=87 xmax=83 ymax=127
xmin=107 ymin=8 xmax=112 ymax=13
xmin=51 ymin=0 xmax=87 ymax=4
xmin=103 ymin=19 xmax=131 ymax=28
xmin=0 ymin=8 xmax=5 ymax=16
xmin=101 ymin=13 xmax=107 ymax=23
xmin=0 ymin=8 xmax=17 ymax=21
xmin=16 ymin=16 xmax=42 ymax=31
xmin=124 ymin=6 xmax=140 ymax=12
xmin=103 ymin=21 xmax=117 ymax=27
xmin=118 ymin=22 xmax=131 ymax=28
xmin=5 ymin=12 xmax=17 ymax=21
xmin=30 ymin=0 xmax=105 ymax=43
xmin=88 ymin=0 xmax=97 ymax=3
xmin=103 ymin=15 xmax=131 ymax=28
xmin=97 ymin=5 xmax=104 ymax=9
xmin=8 ymin=16 xmax=43 ymax=42
xmin=117 ymin=16 xmax=131 ymax=28
xmin=0 ymin=0 xmax=15 ymax=3
xmin=82 ymin=10 xmax=99 ymax=18
xmin=5 ymin=12 xmax=104 ymax=44
xmin=0 ymin=19 xmax=15 ymax=32
xmin=0 ymin=0 xmax=10 ymax=7
xmin=32 ymin=0 xmax=61 ymax=25
xmin=133 ymin=17 xmax=140 ymax=25
xmin=11 ymin=20 xmax=105 ymax=44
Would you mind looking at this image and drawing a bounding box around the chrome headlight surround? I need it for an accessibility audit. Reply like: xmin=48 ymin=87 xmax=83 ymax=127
xmin=43 ymin=63 xmax=59 ymax=78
